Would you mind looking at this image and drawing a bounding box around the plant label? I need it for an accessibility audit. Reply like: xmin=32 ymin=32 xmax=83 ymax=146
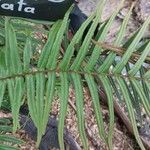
xmin=0 ymin=0 xmax=74 ymax=21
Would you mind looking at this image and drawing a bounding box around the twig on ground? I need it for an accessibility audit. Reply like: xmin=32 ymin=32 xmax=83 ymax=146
xmin=98 ymin=88 xmax=150 ymax=149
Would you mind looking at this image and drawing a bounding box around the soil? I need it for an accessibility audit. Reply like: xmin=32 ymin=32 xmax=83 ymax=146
xmin=0 ymin=87 xmax=140 ymax=150
xmin=10 ymin=87 xmax=140 ymax=150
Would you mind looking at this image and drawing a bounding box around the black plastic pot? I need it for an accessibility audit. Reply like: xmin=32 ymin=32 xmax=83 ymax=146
xmin=0 ymin=0 xmax=74 ymax=21
xmin=20 ymin=105 xmax=81 ymax=150
xmin=20 ymin=115 xmax=81 ymax=150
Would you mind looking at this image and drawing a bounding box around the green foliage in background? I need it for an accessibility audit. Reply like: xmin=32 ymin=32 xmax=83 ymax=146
xmin=0 ymin=118 xmax=24 ymax=150
xmin=0 ymin=0 xmax=150 ymax=150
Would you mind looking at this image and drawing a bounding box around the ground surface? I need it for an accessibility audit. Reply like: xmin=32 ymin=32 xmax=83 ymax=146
xmin=10 ymin=87 xmax=140 ymax=150
xmin=51 ymin=87 xmax=140 ymax=150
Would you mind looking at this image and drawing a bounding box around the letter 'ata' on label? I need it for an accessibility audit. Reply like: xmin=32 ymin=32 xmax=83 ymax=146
xmin=0 ymin=0 xmax=74 ymax=21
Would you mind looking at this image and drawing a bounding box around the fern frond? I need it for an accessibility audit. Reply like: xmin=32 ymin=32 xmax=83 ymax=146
xmin=0 ymin=1 xmax=149 ymax=150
